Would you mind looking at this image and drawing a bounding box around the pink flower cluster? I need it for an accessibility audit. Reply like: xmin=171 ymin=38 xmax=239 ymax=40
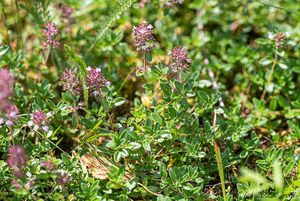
xmin=56 ymin=171 xmax=71 ymax=188
xmin=0 ymin=69 xmax=19 ymax=126
xmin=86 ymin=67 xmax=111 ymax=98
xmin=60 ymin=5 xmax=73 ymax=18
xmin=42 ymin=22 xmax=60 ymax=48
xmin=60 ymin=68 xmax=81 ymax=96
xmin=40 ymin=160 xmax=71 ymax=188
xmin=1 ymin=104 xmax=19 ymax=126
xmin=0 ymin=69 xmax=14 ymax=110
xmin=7 ymin=145 xmax=28 ymax=178
xmin=139 ymin=0 xmax=151 ymax=8
xmin=60 ymin=67 xmax=110 ymax=99
xmin=168 ymin=46 xmax=191 ymax=72
xmin=132 ymin=21 xmax=155 ymax=52
xmin=28 ymin=111 xmax=51 ymax=131
xmin=41 ymin=159 xmax=55 ymax=171
xmin=7 ymin=145 xmax=36 ymax=190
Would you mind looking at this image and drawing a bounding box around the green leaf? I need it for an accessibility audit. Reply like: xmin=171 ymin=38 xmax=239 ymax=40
xmin=292 ymin=67 xmax=300 ymax=74
xmin=284 ymin=161 xmax=294 ymax=176
xmin=0 ymin=45 xmax=9 ymax=57
xmin=278 ymin=63 xmax=288 ymax=70
xmin=113 ymin=97 xmax=126 ymax=107
xmin=214 ymin=140 xmax=227 ymax=201
xmin=128 ymin=142 xmax=141 ymax=150
xmin=273 ymin=160 xmax=283 ymax=193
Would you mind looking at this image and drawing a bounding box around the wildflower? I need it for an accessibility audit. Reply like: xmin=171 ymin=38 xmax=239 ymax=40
xmin=2 ymin=104 xmax=19 ymax=126
xmin=60 ymin=4 xmax=73 ymax=18
xmin=140 ymin=0 xmax=150 ymax=8
xmin=7 ymin=145 xmax=28 ymax=178
xmin=168 ymin=46 xmax=191 ymax=72
xmin=56 ymin=171 xmax=71 ymax=188
xmin=68 ymin=102 xmax=84 ymax=112
xmin=60 ymin=68 xmax=81 ymax=96
xmin=42 ymin=22 xmax=60 ymax=48
xmin=28 ymin=111 xmax=50 ymax=131
xmin=86 ymin=67 xmax=110 ymax=98
xmin=274 ymin=32 xmax=286 ymax=48
xmin=268 ymin=32 xmax=288 ymax=48
xmin=11 ymin=179 xmax=22 ymax=190
xmin=41 ymin=159 xmax=54 ymax=171
xmin=132 ymin=21 xmax=155 ymax=52
xmin=0 ymin=69 xmax=14 ymax=112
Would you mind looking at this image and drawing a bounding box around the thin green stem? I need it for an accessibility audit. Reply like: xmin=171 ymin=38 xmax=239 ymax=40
xmin=261 ymin=45 xmax=278 ymax=99
xmin=212 ymin=112 xmax=227 ymax=201
xmin=35 ymin=131 xmax=71 ymax=158
xmin=118 ymin=66 xmax=136 ymax=94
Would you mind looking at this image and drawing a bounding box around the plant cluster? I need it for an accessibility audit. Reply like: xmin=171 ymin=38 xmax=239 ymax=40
xmin=0 ymin=0 xmax=300 ymax=200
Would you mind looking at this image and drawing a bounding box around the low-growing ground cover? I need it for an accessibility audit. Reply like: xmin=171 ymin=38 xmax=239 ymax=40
xmin=0 ymin=0 xmax=300 ymax=200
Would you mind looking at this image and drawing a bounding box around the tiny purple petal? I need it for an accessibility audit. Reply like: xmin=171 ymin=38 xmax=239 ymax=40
xmin=42 ymin=125 xmax=49 ymax=131
xmin=33 ymin=125 xmax=39 ymax=131
xmin=105 ymin=81 xmax=111 ymax=86
xmin=5 ymin=120 xmax=13 ymax=126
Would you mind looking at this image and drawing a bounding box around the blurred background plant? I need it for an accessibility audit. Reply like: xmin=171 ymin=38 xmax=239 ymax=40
xmin=0 ymin=0 xmax=300 ymax=200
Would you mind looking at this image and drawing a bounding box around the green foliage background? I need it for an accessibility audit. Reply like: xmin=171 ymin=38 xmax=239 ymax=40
xmin=0 ymin=0 xmax=300 ymax=200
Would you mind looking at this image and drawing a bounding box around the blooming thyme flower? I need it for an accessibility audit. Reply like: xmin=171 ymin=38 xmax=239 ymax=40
xmin=140 ymin=0 xmax=151 ymax=8
xmin=56 ymin=171 xmax=71 ymax=188
xmin=1 ymin=104 xmax=19 ymax=126
xmin=0 ymin=69 xmax=14 ymax=112
xmin=11 ymin=179 xmax=22 ymax=190
xmin=28 ymin=111 xmax=50 ymax=131
xmin=168 ymin=46 xmax=191 ymax=72
xmin=60 ymin=4 xmax=73 ymax=18
xmin=268 ymin=32 xmax=289 ymax=48
xmin=41 ymin=159 xmax=54 ymax=171
xmin=274 ymin=32 xmax=286 ymax=48
xmin=132 ymin=21 xmax=155 ymax=52
xmin=42 ymin=22 xmax=60 ymax=48
xmin=60 ymin=68 xmax=81 ymax=96
xmin=7 ymin=145 xmax=28 ymax=178
xmin=86 ymin=67 xmax=110 ymax=98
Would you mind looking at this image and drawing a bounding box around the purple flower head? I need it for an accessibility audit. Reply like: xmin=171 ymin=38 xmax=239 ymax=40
xmin=0 ymin=69 xmax=14 ymax=112
xmin=29 ymin=111 xmax=50 ymax=131
xmin=32 ymin=111 xmax=46 ymax=125
xmin=86 ymin=67 xmax=109 ymax=98
xmin=42 ymin=23 xmax=60 ymax=48
xmin=57 ymin=171 xmax=71 ymax=187
xmin=7 ymin=145 xmax=28 ymax=178
xmin=61 ymin=5 xmax=73 ymax=18
xmin=2 ymin=104 xmax=19 ymax=126
xmin=11 ymin=179 xmax=22 ymax=190
xmin=41 ymin=159 xmax=54 ymax=171
xmin=140 ymin=0 xmax=151 ymax=8
xmin=60 ymin=68 xmax=81 ymax=96
xmin=274 ymin=32 xmax=286 ymax=48
xmin=168 ymin=46 xmax=191 ymax=72
xmin=132 ymin=21 xmax=155 ymax=52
